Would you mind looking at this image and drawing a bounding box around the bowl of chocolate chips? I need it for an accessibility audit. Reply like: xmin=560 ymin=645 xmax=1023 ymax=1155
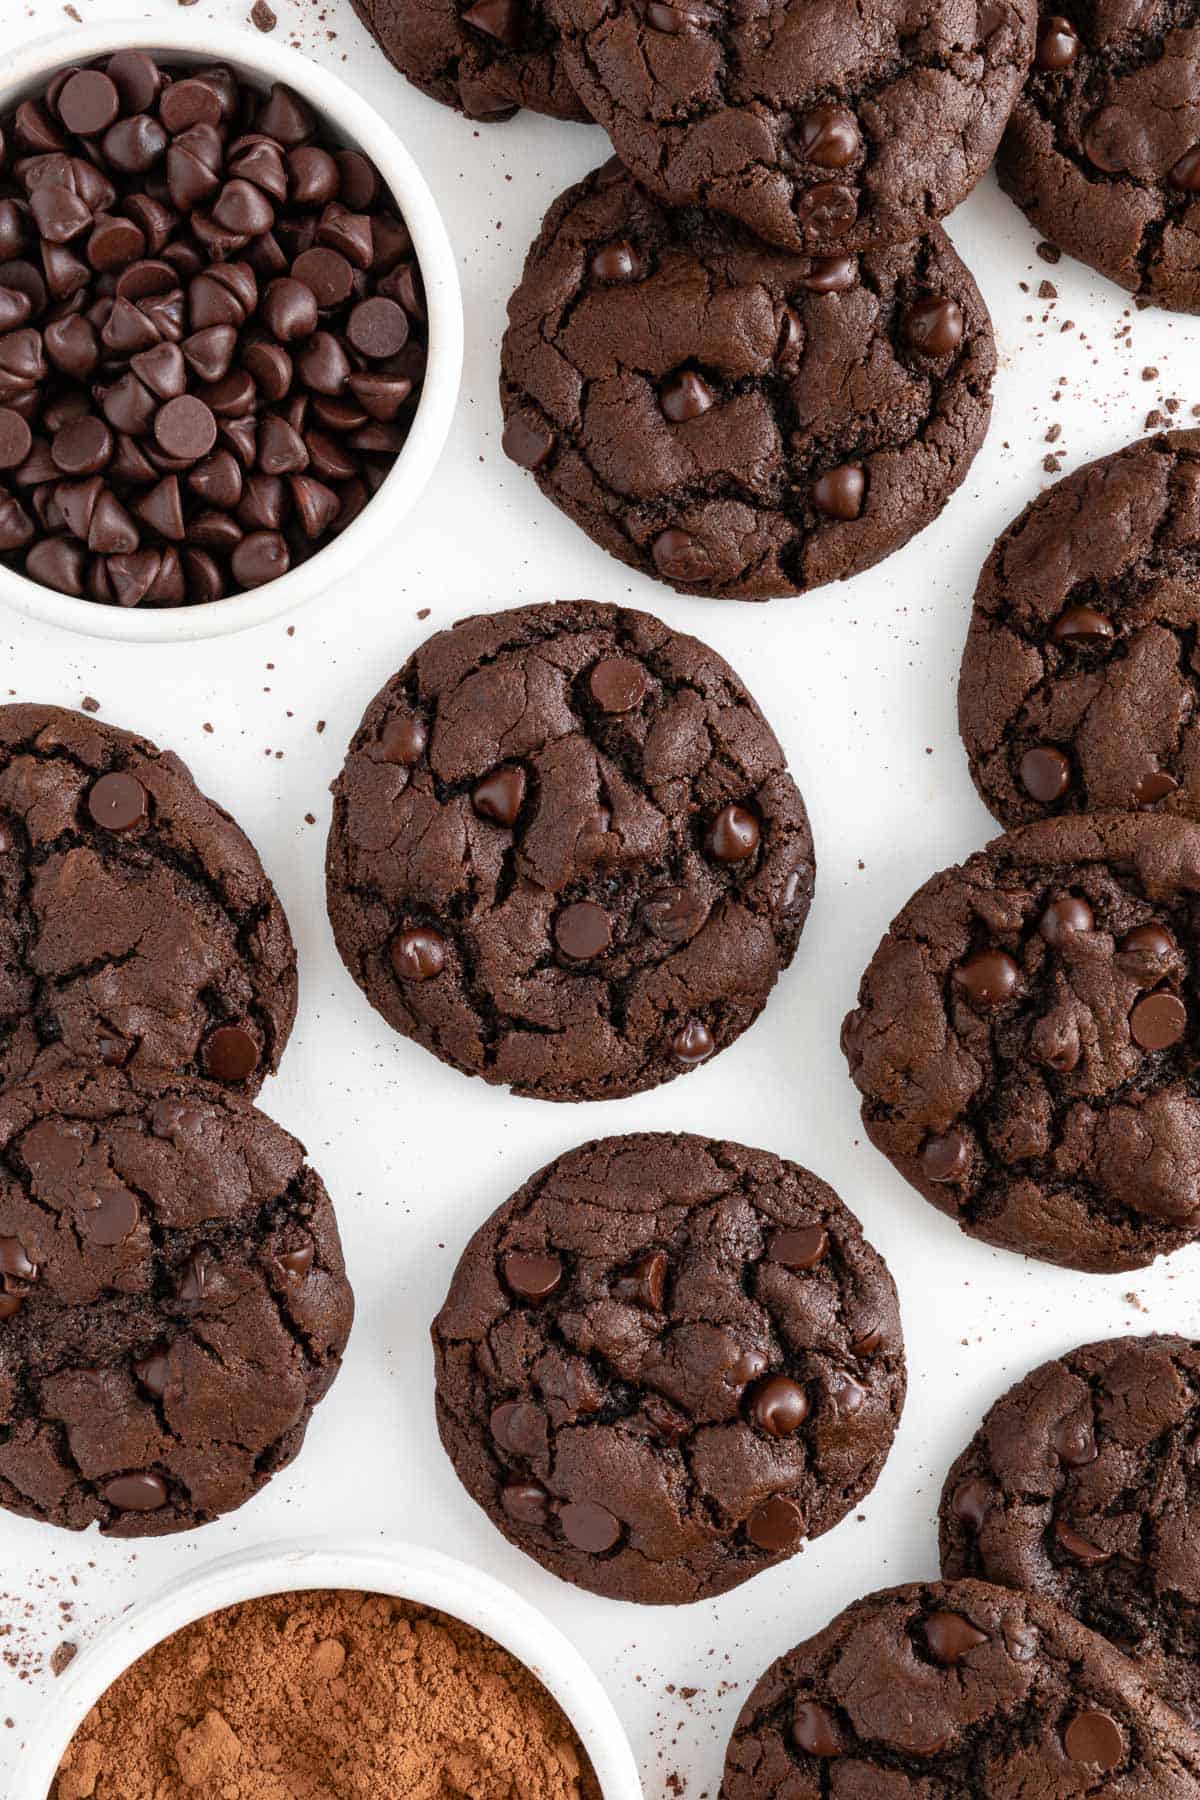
xmin=0 ymin=19 xmax=462 ymax=640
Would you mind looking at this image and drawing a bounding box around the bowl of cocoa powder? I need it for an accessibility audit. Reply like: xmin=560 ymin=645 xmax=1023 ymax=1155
xmin=21 ymin=1540 xmax=642 ymax=1798
xmin=0 ymin=20 xmax=463 ymax=642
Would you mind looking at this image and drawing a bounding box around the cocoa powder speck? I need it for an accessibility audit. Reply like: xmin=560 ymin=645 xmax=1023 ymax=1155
xmin=53 ymin=1589 xmax=600 ymax=1799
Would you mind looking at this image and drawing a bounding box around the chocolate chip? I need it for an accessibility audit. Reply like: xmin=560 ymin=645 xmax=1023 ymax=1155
xmin=273 ymin=1244 xmax=314 ymax=1287
xmin=231 ymin=530 xmax=289 ymax=588
xmin=560 ymin=1500 xmax=621 ymax=1553
xmin=613 ymin=1249 xmax=668 ymax=1309
xmin=1020 ymin=744 xmax=1071 ymax=802
xmin=651 ymin=526 xmax=712 ymax=584
xmin=903 ymin=296 xmax=964 ymax=355
xmin=1064 ymin=1711 xmax=1124 ymax=1770
xmin=954 ymin=950 xmax=1019 ymax=1008
xmin=473 ymin=765 xmax=525 ymax=825
xmin=746 ymin=1494 xmax=803 ymax=1552
xmin=660 ymin=369 xmax=714 ymax=421
xmin=812 ymin=463 xmax=865 ymax=519
xmin=1054 ymin=1413 xmax=1097 ymax=1466
xmin=770 ymin=1225 xmax=828 ymax=1268
xmin=590 ymin=242 xmax=645 ymax=282
xmin=263 ymin=275 xmax=319 ymax=341
xmin=801 ymin=254 xmax=856 ymax=292
xmin=555 ymin=901 xmax=611 ymax=960
xmin=589 ymin=656 xmax=647 ymax=712
xmin=642 ymin=886 xmax=708 ymax=944
xmin=0 ymin=408 xmax=32 ymax=470
xmin=1036 ymin=15 xmax=1081 ymax=69
xmin=1052 ymin=604 xmax=1113 ymax=644
xmin=1133 ymin=770 xmax=1178 ymax=807
xmin=391 ymin=926 xmax=447 ymax=981
xmin=203 ymin=1024 xmax=260 ymax=1083
xmin=103 ymin=1472 xmax=168 ymax=1512
xmin=671 ymin=1019 xmax=714 ymax=1065
xmin=58 ymin=70 xmax=120 ymax=136
xmin=379 ymin=716 xmax=427 ymax=765
xmin=1039 ymin=894 xmax=1094 ymax=945
xmin=87 ymin=770 xmax=148 ymax=832
xmin=1053 ymin=1518 xmax=1111 ymax=1567
xmin=133 ymin=1348 xmax=171 ymax=1399
xmin=922 ymin=1128 xmax=969 ymax=1182
xmin=503 ymin=1251 xmax=562 ymax=1300
xmin=951 ymin=1477 xmax=993 ymax=1530
xmin=1171 ymin=146 xmax=1200 ymax=192
xmin=154 ymin=394 xmax=216 ymax=462
xmin=751 ymin=1375 xmax=809 ymax=1437
xmin=792 ymin=1703 xmax=842 ymax=1758
xmin=923 ymin=1610 xmax=988 ymax=1663
xmin=501 ymin=1480 xmax=548 ymax=1526
xmin=796 ymin=182 xmax=857 ymax=236
xmin=705 ymin=803 xmax=760 ymax=863
xmin=1130 ymin=991 xmax=1187 ymax=1051
xmin=796 ymin=106 xmax=860 ymax=168
xmin=79 ymin=1184 xmax=139 ymax=1247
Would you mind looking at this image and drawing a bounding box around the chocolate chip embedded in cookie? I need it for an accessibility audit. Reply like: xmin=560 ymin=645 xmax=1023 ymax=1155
xmin=547 ymin=0 xmax=1036 ymax=255
xmin=325 ymin=601 xmax=815 ymax=1101
xmin=0 ymin=704 xmax=295 ymax=1094
xmin=1000 ymin=10 xmax=1200 ymax=311
xmin=0 ymin=1066 xmax=353 ymax=1536
xmin=940 ymin=1334 xmax=1200 ymax=1726
xmin=960 ymin=432 xmax=1200 ymax=827
xmin=432 ymin=1133 xmax=904 ymax=1603
xmin=842 ymin=812 xmax=1200 ymax=1273
xmin=348 ymin=0 xmax=588 ymax=122
xmin=500 ymin=166 xmax=996 ymax=600
xmin=720 ymin=1578 xmax=1200 ymax=1795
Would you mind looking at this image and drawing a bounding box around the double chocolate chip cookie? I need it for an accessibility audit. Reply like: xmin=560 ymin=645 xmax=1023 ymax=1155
xmin=349 ymin=0 xmax=588 ymax=121
xmin=960 ymin=431 xmax=1200 ymax=828
xmin=0 ymin=1066 xmax=353 ymax=1536
xmin=501 ymin=166 xmax=996 ymax=601
xmin=842 ymin=812 xmax=1200 ymax=1272
xmin=0 ymin=704 xmax=295 ymax=1094
xmin=720 ymin=1578 xmax=1200 ymax=1795
xmin=941 ymin=1335 xmax=1200 ymax=1726
xmin=548 ymin=0 xmax=1036 ymax=255
xmin=432 ymin=1133 xmax=905 ymax=1604
xmin=326 ymin=601 xmax=814 ymax=1101
xmin=1000 ymin=8 xmax=1200 ymax=312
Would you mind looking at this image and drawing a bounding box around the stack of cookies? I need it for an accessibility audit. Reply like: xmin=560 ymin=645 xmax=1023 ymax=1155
xmin=353 ymin=0 xmax=1042 ymax=598
xmin=0 ymin=704 xmax=353 ymax=1539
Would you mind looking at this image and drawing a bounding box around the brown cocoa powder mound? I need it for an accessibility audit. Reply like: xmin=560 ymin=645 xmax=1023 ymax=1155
xmin=53 ymin=1589 xmax=603 ymax=1798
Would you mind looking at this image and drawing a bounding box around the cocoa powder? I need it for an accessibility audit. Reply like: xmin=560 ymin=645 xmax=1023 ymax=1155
xmin=53 ymin=1588 xmax=602 ymax=1798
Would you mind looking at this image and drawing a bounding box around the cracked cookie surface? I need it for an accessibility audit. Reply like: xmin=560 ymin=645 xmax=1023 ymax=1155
xmin=1000 ymin=4 xmax=1200 ymax=312
xmin=0 ymin=704 xmax=296 ymax=1097
xmin=325 ymin=601 xmax=814 ymax=1101
xmin=547 ymin=0 xmax=1035 ymax=255
xmin=0 ymin=1066 xmax=354 ymax=1536
xmin=720 ymin=1577 xmax=1200 ymax=1795
xmin=348 ymin=0 xmax=589 ymax=121
xmin=500 ymin=166 xmax=996 ymax=601
xmin=940 ymin=1334 xmax=1200 ymax=1726
xmin=432 ymin=1133 xmax=905 ymax=1604
xmin=960 ymin=431 xmax=1200 ymax=828
xmin=842 ymin=813 xmax=1200 ymax=1273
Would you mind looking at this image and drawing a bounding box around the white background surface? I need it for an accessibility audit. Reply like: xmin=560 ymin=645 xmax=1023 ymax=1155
xmin=2 ymin=2 xmax=1199 ymax=1793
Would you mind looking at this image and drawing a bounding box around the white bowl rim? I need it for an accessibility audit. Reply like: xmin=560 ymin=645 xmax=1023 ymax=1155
xmin=16 ymin=1536 xmax=643 ymax=1800
xmin=0 ymin=18 xmax=464 ymax=643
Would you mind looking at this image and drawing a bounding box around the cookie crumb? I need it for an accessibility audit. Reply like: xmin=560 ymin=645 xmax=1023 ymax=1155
xmin=250 ymin=0 xmax=277 ymax=25
xmin=1036 ymin=241 xmax=1061 ymax=264
xmin=81 ymin=696 xmax=100 ymax=714
xmin=51 ymin=1642 xmax=77 ymax=1677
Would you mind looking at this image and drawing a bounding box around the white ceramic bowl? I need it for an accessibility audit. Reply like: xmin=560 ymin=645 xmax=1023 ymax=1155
xmin=17 ymin=1538 xmax=643 ymax=1800
xmin=0 ymin=21 xmax=463 ymax=642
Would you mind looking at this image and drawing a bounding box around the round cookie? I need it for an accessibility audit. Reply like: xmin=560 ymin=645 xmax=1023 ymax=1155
xmin=0 ymin=1066 xmax=354 ymax=1536
xmin=432 ymin=1134 xmax=904 ymax=1604
xmin=348 ymin=0 xmax=589 ymax=122
xmin=999 ymin=8 xmax=1200 ymax=312
xmin=326 ymin=601 xmax=815 ymax=1101
xmin=941 ymin=1335 xmax=1200 ymax=1726
xmin=960 ymin=431 xmax=1200 ymax=828
xmin=841 ymin=812 xmax=1200 ymax=1273
xmin=547 ymin=0 xmax=1036 ymax=255
xmin=0 ymin=704 xmax=296 ymax=1096
xmin=500 ymin=166 xmax=996 ymax=601
xmin=720 ymin=1578 xmax=1200 ymax=1795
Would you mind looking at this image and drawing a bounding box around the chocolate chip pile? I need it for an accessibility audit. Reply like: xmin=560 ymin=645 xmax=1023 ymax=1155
xmin=0 ymin=51 xmax=425 ymax=608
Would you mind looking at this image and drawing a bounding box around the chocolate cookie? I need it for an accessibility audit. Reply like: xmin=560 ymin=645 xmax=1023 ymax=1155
xmin=941 ymin=1335 xmax=1200 ymax=1726
xmin=433 ymin=1134 xmax=904 ymax=1604
xmin=841 ymin=812 xmax=1200 ymax=1273
xmin=0 ymin=704 xmax=295 ymax=1094
xmin=0 ymin=1066 xmax=353 ymax=1536
xmin=960 ymin=432 xmax=1200 ymax=828
xmin=349 ymin=0 xmax=588 ymax=121
xmin=547 ymin=0 xmax=1036 ymax=255
xmin=720 ymin=1578 xmax=1200 ymax=1794
xmin=325 ymin=601 xmax=814 ymax=1101
xmin=500 ymin=166 xmax=996 ymax=601
xmin=999 ymin=9 xmax=1200 ymax=312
